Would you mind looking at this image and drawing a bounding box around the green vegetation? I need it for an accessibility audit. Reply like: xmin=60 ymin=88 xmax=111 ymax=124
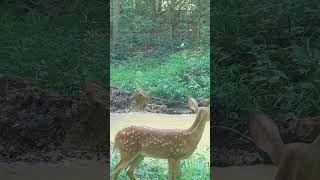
xmin=212 ymin=0 xmax=320 ymax=123
xmin=110 ymin=143 xmax=210 ymax=180
xmin=0 ymin=1 xmax=107 ymax=95
xmin=110 ymin=0 xmax=210 ymax=101
xmin=111 ymin=49 xmax=210 ymax=101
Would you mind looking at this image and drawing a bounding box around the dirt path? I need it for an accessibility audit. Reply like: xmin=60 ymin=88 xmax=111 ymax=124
xmin=0 ymin=160 xmax=106 ymax=180
xmin=212 ymin=165 xmax=276 ymax=180
xmin=110 ymin=112 xmax=210 ymax=150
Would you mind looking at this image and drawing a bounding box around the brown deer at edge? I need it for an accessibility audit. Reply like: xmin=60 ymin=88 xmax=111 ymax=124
xmin=249 ymin=111 xmax=320 ymax=180
xmin=111 ymin=97 xmax=210 ymax=180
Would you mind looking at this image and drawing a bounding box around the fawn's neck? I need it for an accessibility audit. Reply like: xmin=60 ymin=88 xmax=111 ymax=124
xmin=185 ymin=109 xmax=208 ymax=144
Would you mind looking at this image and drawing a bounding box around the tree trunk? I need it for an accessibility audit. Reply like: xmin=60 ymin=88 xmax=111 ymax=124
xmin=112 ymin=0 xmax=120 ymax=43
xmin=157 ymin=0 xmax=162 ymax=12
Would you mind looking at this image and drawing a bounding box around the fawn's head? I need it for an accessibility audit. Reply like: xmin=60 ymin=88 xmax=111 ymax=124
xmin=249 ymin=111 xmax=320 ymax=180
xmin=188 ymin=97 xmax=210 ymax=121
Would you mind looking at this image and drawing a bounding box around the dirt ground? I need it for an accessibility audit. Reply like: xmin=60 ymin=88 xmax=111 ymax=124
xmin=0 ymin=160 xmax=106 ymax=180
xmin=212 ymin=165 xmax=277 ymax=180
xmin=0 ymin=75 xmax=107 ymax=180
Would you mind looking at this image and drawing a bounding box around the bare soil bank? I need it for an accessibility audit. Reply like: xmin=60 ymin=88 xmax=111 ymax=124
xmin=0 ymin=74 xmax=106 ymax=163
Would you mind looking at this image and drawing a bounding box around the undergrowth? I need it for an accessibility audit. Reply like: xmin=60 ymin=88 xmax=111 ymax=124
xmin=0 ymin=2 xmax=107 ymax=95
xmin=212 ymin=0 xmax=320 ymax=125
xmin=111 ymin=49 xmax=210 ymax=101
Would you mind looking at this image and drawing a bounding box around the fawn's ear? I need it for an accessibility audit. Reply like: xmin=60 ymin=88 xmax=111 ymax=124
xmin=249 ymin=111 xmax=284 ymax=165
xmin=188 ymin=97 xmax=199 ymax=113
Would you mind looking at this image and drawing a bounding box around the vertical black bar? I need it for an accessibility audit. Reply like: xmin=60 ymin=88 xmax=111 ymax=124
xmin=106 ymin=0 xmax=111 ymax=179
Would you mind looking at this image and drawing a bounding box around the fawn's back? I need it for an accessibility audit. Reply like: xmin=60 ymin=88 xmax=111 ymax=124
xmin=115 ymin=125 xmax=194 ymax=159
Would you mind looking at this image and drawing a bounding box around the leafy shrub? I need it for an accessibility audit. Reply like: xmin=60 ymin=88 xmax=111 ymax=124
xmin=212 ymin=0 xmax=320 ymax=124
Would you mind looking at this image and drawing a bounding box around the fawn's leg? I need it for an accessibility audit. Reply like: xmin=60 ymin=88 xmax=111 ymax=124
xmin=127 ymin=155 xmax=144 ymax=180
xmin=275 ymin=149 xmax=298 ymax=180
xmin=112 ymin=152 xmax=138 ymax=180
xmin=168 ymin=158 xmax=182 ymax=180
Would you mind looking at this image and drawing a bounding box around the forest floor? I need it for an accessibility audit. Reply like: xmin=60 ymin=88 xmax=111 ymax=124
xmin=0 ymin=159 xmax=106 ymax=180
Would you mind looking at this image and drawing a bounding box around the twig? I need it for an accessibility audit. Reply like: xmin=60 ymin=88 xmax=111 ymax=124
xmin=71 ymin=0 xmax=79 ymax=11
xmin=212 ymin=125 xmax=254 ymax=144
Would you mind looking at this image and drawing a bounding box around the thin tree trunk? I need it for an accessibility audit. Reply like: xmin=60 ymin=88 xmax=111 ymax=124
xmin=112 ymin=0 xmax=120 ymax=43
xmin=157 ymin=0 xmax=162 ymax=12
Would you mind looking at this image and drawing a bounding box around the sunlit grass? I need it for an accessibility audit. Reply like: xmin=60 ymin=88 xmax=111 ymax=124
xmin=111 ymin=49 xmax=210 ymax=101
